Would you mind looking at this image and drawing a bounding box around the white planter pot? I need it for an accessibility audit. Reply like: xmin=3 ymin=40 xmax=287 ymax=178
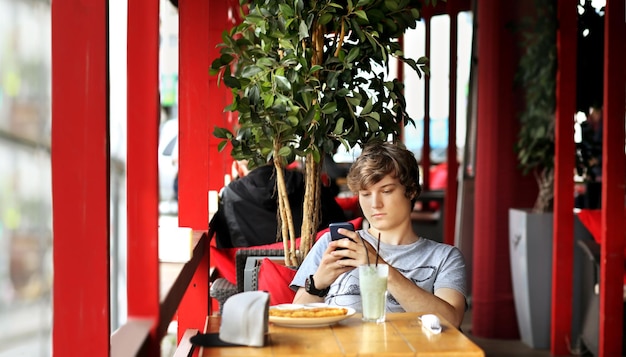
xmin=508 ymin=208 xmax=553 ymax=349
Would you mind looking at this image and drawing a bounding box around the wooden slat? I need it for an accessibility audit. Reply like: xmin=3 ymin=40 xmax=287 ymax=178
xmin=110 ymin=318 xmax=154 ymax=357
xmin=173 ymin=329 xmax=199 ymax=357
xmin=159 ymin=231 xmax=208 ymax=339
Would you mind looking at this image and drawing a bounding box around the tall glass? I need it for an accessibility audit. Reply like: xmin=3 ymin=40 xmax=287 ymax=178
xmin=359 ymin=264 xmax=389 ymax=323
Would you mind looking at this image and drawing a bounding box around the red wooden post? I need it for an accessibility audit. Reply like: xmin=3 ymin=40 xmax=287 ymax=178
xmin=422 ymin=16 xmax=431 ymax=190
xmin=444 ymin=4 xmax=458 ymax=246
xmin=551 ymin=1 xmax=577 ymax=354
xmin=598 ymin=1 xmax=626 ymax=355
xmin=127 ymin=0 xmax=161 ymax=353
xmin=177 ymin=0 xmax=238 ymax=341
xmin=176 ymin=0 xmax=212 ymax=341
xmin=472 ymin=0 xmax=533 ymax=339
xmin=51 ymin=0 xmax=110 ymax=355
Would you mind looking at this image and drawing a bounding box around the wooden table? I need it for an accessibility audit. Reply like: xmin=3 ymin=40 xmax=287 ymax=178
xmin=190 ymin=312 xmax=484 ymax=356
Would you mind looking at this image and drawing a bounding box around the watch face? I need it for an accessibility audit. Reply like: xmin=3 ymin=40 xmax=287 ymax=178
xmin=305 ymin=276 xmax=313 ymax=292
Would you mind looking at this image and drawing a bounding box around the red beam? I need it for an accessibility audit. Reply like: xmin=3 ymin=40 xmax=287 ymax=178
xmin=178 ymin=0 xmax=237 ymax=233
xmin=177 ymin=0 xmax=240 ymax=341
xmin=422 ymin=17 xmax=431 ymax=189
xmin=444 ymin=7 xmax=458 ymax=246
xmin=127 ymin=0 xmax=160 ymax=354
xmin=551 ymin=1 xmax=577 ymax=354
xmin=51 ymin=0 xmax=110 ymax=355
xmin=598 ymin=1 xmax=626 ymax=356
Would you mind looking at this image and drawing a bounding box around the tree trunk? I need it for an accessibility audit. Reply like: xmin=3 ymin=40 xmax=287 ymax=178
xmin=294 ymin=22 xmax=325 ymax=264
xmin=299 ymin=154 xmax=322 ymax=263
xmin=273 ymin=148 xmax=298 ymax=267
xmin=533 ymin=167 xmax=554 ymax=213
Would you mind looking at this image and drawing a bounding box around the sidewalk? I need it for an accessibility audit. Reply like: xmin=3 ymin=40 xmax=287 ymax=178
xmin=0 ymin=298 xmax=51 ymax=356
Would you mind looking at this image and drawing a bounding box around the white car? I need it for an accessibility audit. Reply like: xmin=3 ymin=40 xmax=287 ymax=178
xmin=158 ymin=118 xmax=178 ymax=213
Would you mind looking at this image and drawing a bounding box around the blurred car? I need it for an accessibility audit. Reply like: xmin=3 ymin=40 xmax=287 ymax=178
xmin=158 ymin=118 xmax=178 ymax=209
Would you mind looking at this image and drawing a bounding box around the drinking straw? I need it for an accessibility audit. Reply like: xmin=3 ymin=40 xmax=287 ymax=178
xmin=375 ymin=232 xmax=381 ymax=267
xmin=358 ymin=232 xmax=371 ymax=266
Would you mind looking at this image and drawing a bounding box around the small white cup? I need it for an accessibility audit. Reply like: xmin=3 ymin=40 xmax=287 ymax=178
xmin=359 ymin=264 xmax=389 ymax=323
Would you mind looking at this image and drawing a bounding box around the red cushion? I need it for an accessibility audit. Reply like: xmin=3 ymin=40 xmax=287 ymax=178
xmin=335 ymin=196 xmax=360 ymax=213
xmin=209 ymin=246 xmax=238 ymax=284
xmin=257 ymin=258 xmax=297 ymax=305
xmin=578 ymin=209 xmax=602 ymax=243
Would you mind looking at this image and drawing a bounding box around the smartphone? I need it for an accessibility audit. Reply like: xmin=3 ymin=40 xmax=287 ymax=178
xmin=329 ymin=222 xmax=355 ymax=243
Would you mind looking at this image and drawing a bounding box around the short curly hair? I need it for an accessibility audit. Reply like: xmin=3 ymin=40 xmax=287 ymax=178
xmin=346 ymin=141 xmax=421 ymax=205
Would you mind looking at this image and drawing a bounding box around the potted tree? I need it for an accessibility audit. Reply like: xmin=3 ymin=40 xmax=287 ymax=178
xmin=508 ymin=0 xmax=556 ymax=349
xmin=210 ymin=0 xmax=433 ymax=266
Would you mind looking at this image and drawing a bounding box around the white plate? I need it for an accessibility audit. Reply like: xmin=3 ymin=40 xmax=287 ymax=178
xmin=269 ymin=304 xmax=356 ymax=328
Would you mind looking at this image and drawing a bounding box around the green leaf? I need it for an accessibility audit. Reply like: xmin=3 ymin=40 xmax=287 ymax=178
xmin=298 ymin=20 xmax=309 ymax=41
xmin=275 ymin=75 xmax=292 ymax=91
xmin=213 ymin=126 xmax=232 ymax=139
xmin=311 ymin=147 xmax=321 ymax=163
xmin=287 ymin=115 xmax=299 ymax=126
xmin=279 ymin=4 xmax=294 ymax=17
xmin=256 ymin=57 xmax=275 ymax=67
xmin=262 ymin=92 xmax=275 ymax=109
xmin=223 ymin=76 xmax=241 ymax=89
xmin=366 ymin=117 xmax=379 ymax=130
xmin=382 ymin=18 xmax=397 ymax=34
xmin=210 ymin=58 xmax=224 ymax=71
xmin=347 ymin=0 xmax=354 ymax=11
xmin=346 ymin=96 xmax=361 ymax=107
xmin=351 ymin=18 xmax=366 ymax=41
xmin=333 ymin=118 xmax=345 ymax=134
xmin=354 ymin=10 xmax=368 ymax=22
xmin=319 ymin=13 xmax=333 ymax=26
xmin=368 ymin=112 xmax=380 ymax=121
xmin=384 ymin=0 xmax=399 ymax=11
xmin=278 ymin=146 xmax=292 ymax=157
xmin=217 ymin=140 xmax=228 ymax=152
xmin=241 ymin=65 xmax=263 ymax=78
xmin=361 ymin=98 xmax=373 ymax=115
xmin=346 ymin=47 xmax=360 ymax=63
xmin=220 ymin=53 xmax=233 ymax=65
xmin=300 ymin=91 xmax=312 ymax=110
xmin=321 ymin=102 xmax=338 ymax=114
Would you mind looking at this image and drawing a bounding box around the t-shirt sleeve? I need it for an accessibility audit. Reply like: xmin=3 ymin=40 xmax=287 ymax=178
xmin=289 ymin=232 xmax=331 ymax=290
xmin=434 ymin=246 xmax=468 ymax=298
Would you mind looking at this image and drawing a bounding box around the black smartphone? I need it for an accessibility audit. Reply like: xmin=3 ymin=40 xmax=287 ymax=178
xmin=329 ymin=222 xmax=355 ymax=243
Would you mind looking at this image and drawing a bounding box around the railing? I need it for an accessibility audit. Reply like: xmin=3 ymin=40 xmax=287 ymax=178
xmin=110 ymin=231 xmax=209 ymax=356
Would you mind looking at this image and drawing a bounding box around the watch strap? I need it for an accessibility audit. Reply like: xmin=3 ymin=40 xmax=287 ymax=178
xmin=306 ymin=275 xmax=330 ymax=297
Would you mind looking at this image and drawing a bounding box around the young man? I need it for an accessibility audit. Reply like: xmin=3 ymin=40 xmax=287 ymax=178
xmin=290 ymin=141 xmax=467 ymax=328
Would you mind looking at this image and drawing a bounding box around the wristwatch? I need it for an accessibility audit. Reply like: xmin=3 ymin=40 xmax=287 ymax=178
xmin=305 ymin=275 xmax=330 ymax=297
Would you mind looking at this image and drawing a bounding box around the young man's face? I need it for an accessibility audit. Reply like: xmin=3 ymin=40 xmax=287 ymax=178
xmin=358 ymin=173 xmax=412 ymax=231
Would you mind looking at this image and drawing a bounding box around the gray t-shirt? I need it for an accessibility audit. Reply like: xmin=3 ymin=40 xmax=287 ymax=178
xmin=290 ymin=229 xmax=467 ymax=312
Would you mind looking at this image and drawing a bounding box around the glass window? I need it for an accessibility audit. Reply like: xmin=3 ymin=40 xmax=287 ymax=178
xmin=0 ymin=1 xmax=52 ymax=355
